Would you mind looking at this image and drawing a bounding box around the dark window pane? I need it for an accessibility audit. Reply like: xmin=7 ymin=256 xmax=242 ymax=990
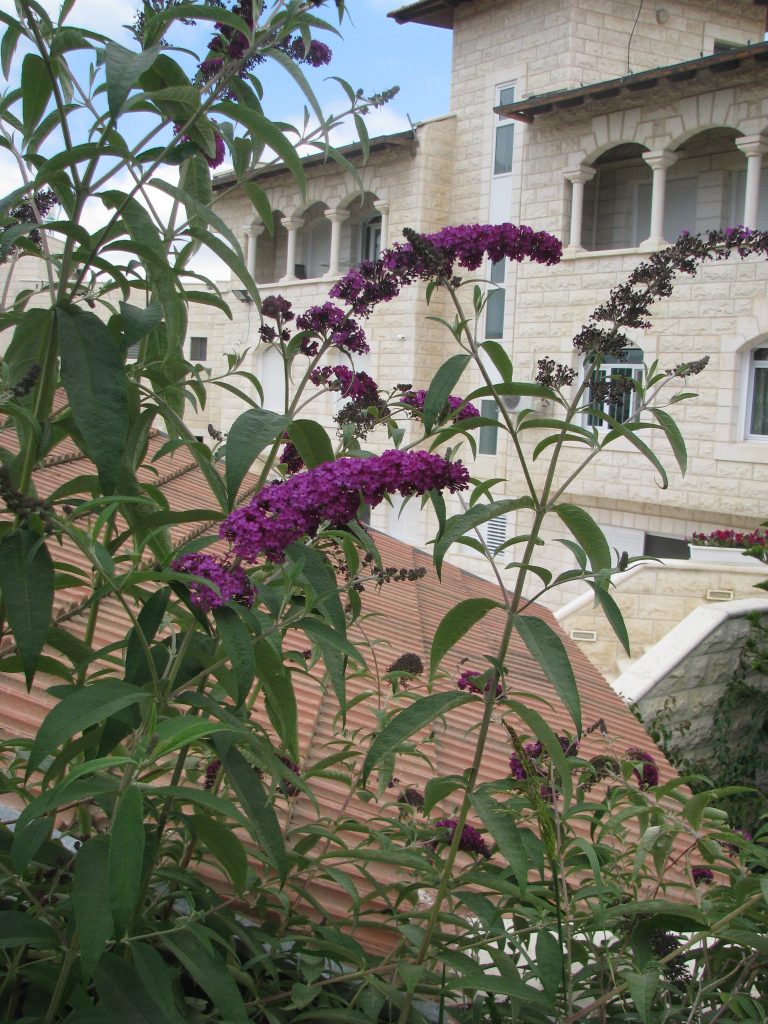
xmin=190 ymin=337 xmax=208 ymax=361
xmin=485 ymin=288 xmax=505 ymax=339
xmin=644 ymin=534 xmax=689 ymax=559
xmin=478 ymin=399 xmax=499 ymax=456
xmin=494 ymin=124 xmax=514 ymax=175
xmin=499 ymin=85 xmax=515 ymax=106
xmin=751 ymin=366 xmax=768 ymax=435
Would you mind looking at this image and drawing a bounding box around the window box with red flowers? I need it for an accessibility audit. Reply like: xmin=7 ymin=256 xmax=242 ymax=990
xmin=688 ymin=528 xmax=768 ymax=565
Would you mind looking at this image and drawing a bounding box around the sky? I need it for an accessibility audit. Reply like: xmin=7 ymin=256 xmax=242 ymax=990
xmin=0 ymin=0 xmax=453 ymax=278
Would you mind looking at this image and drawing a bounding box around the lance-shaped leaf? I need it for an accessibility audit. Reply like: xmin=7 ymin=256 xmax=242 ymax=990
xmin=587 ymin=580 xmax=630 ymax=656
xmin=552 ymin=502 xmax=610 ymax=575
xmin=57 ymin=305 xmax=128 ymax=493
xmin=430 ymin=597 xmax=502 ymax=676
xmin=433 ymin=497 xmax=534 ymax=577
xmin=74 ymin=834 xmax=114 ymax=980
xmin=224 ymin=407 xmax=290 ymax=507
xmin=213 ymin=605 xmax=255 ymax=707
xmin=104 ymin=41 xmax=162 ymax=117
xmin=362 ymin=692 xmax=473 ymax=783
xmin=514 ymin=614 xmax=581 ymax=734
xmin=422 ymin=353 xmax=471 ymax=432
xmin=213 ymin=739 xmax=287 ymax=882
xmin=651 ymin=407 xmax=688 ymax=475
xmin=0 ymin=530 xmax=53 ymax=687
xmin=286 ymin=418 xmax=335 ymax=468
xmin=189 ymin=814 xmax=247 ymax=892
xmin=470 ymin=788 xmax=528 ymax=891
xmin=253 ymin=638 xmax=297 ymax=758
xmin=108 ymin=784 xmax=145 ymax=936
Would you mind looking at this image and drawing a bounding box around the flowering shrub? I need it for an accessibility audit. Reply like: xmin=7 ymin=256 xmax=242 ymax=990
xmin=689 ymin=527 xmax=768 ymax=549
xmin=0 ymin=3 xmax=766 ymax=1022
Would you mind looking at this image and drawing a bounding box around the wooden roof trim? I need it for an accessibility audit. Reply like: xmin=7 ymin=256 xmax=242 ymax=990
xmin=497 ymin=40 xmax=768 ymax=123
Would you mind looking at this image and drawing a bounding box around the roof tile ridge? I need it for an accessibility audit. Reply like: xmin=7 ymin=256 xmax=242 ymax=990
xmin=153 ymin=460 xmax=198 ymax=487
xmin=39 ymin=449 xmax=91 ymax=470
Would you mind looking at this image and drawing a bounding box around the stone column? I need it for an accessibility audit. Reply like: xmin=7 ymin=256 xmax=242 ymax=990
xmin=735 ymin=134 xmax=768 ymax=229
xmin=280 ymin=217 xmax=303 ymax=282
xmin=640 ymin=149 xmax=678 ymax=249
xmin=243 ymin=221 xmax=264 ymax=279
xmin=324 ymin=208 xmax=350 ymax=277
xmin=564 ymin=166 xmax=596 ymax=253
xmin=373 ymin=199 xmax=390 ymax=249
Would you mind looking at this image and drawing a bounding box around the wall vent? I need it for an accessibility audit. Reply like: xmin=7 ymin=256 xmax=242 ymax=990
xmin=570 ymin=629 xmax=598 ymax=642
xmin=483 ymin=515 xmax=507 ymax=555
xmin=706 ymin=588 xmax=735 ymax=602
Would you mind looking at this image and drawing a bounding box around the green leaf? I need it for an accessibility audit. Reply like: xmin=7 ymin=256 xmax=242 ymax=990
xmin=214 ymin=605 xmax=256 ymax=706
xmin=57 ymin=306 xmax=128 ymax=493
xmin=28 ymin=681 xmax=148 ymax=774
xmin=95 ymin=952 xmax=184 ymax=1024
xmin=469 ymin=789 xmax=528 ymax=891
xmin=109 ymin=784 xmax=145 ymax=936
xmin=433 ymin=498 xmax=534 ymax=577
xmin=74 ymin=834 xmax=114 ymax=980
xmin=212 ymin=740 xmax=287 ymax=882
xmin=0 ymin=530 xmax=53 ymax=687
xmin=190 ymin=814 xmax=247 ymax=891
xmin=161 ymin=925 xmax=248 ymax=1023
xmin=0 ymin=910 xmax=57 ymax=949
xmin=587 ymin=581 xmax=630 ymax=656
xmin=286 ymin=419 xmax=335 ymax=468
xmin=131 ymin=942 xmax=186 ymax=1023
xmin=148 ymin=717 xmax=234 ymax=763
xmin=362 ymin=692 xmax=472 ymax=783
xmin=423 ymin=775 xmax=466 ymax=815
xmin=430 ymin=598 xmax=501 ymax=676
xmin=286 ymin=543 xmax=345 ymax=632
xmin=253 ymin=638 xmax=297 ymax=758
xmin=120 ymin=301 xmax=164 ymax=353
xmin=125 ymin=588 xmax=171 ymax=686
xmin=552 ymin=503 xmax=611 ymax=574
xmin=21 ymin=53 xmax=51 ymax=138
xmin=514 ymin=615 xmax=581 ymax=734
xmin=422 ymin=353 xmax=471 ymax=432
xmin=651 ymin=407 xmax=688 ymax=475
xmin=626 ymin=969 xmax=660 ymax=1023
xmin=601 ymin=419 xmax=668 ymax=487
xmin=224 ymin=407 xmax=290 ymax=507
xmin=214 ymin=101 xmax=306 ymax=196
xmin=104 ymin=42 xmax=162 ymax=117
xmin=480 ymin=340 xmax=513 ymax=383
xmin=535 ymin=930 xmax=564 ymax=1003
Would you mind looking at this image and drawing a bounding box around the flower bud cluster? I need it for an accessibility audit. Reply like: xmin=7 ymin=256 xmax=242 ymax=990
xmin=432 ymin=818 xmax=491 ymax=859
xmin=220 ymin=450 xmax=469 ymax=564
xmin=401 ymin=389 xmax=480 ymax=423
xmin=296 ymin=303 xmax=369 ymax=355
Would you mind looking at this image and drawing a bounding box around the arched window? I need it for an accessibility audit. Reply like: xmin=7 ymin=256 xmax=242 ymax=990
xmin=259 ymin=346 xmax=286 ymax=413
xmin=584 ymin=346 xmax=643 ymax=427
xmin=746 ymin=345 xmax=768 ymax=439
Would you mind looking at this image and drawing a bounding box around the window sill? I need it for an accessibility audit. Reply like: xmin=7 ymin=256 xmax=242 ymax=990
xmin=714 ymin=440 xmax=768 ymax=464
xmin=561 ymin=245 xmax=649 ymax=261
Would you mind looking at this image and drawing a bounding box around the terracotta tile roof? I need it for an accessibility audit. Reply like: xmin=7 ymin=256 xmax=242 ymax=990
xmin=0 ymin=421 xmax=673 ymax=951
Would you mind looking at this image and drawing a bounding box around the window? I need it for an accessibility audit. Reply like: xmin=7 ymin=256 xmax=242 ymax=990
xmin=190 ymin=336 xmax=208 ymax=362
xmin=747 ymin=346 xmax=768 ymax=438
xmin=483 ymin=515 xmax=507 ymax=556
xmin=493 ymin=85 xmax=515 ymax=176
xmin=361 ymin=215 xmax=382 ymax=263
xmin=731 ymin=168 xmax=768 ymax=230
xmin=585 ymin=347 xmax=643 ymax=427
xmin=634 ymin=177 xmax=698 ymax=245
xmin=478 ymin=399 xmax=499 ymax=456
xmin=485 ymin=259 xmax=505 ymax=339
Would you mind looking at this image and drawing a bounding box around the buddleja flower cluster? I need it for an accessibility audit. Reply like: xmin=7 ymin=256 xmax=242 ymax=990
xmin=431 ymin=818 xmax=491 ymax=859
xmin=456 ymin=669 xmax=502 ymax=697
xmin=509 ymin=735 xmax=579 ymax=781
xmin=296 ymin=303 xmax=369 ymax=356
xmin=401 ymin=389 xmax=480 ymax=423
xmin=220 ymin=450 xmax=469 ymax=564
xmin=572 ymin=227 xmax=768 ymax=358
xmin=171 ymin=553 xmax=255 ymax=612
xmin=196 ymin=0 xmax=332 ymax=85
xmin=330 ymin=223 xmax=562 ymax=316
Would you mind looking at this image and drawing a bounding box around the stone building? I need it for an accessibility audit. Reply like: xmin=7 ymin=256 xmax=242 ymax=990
xmin=181 ymin=0 xmax=768 ymax=610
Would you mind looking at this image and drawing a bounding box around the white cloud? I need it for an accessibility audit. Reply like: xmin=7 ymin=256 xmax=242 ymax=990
xmin=0 ymin=0 xmax=136 ymax=42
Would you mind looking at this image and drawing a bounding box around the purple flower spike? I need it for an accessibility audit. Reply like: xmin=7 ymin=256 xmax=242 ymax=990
xmin=692 ymin=865 xmax=714 ymax=885
xmin=625 ymin=747 xmax=660 ymax=789
xmin=171 ymin=553 xmax=255 ymax=612
xmin=433 ymin=818 xmax=491 ymax=859
xmin=220 ymin=450 xmax=469 ymax=564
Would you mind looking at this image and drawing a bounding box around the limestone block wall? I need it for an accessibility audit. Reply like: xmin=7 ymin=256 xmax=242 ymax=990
xmin=615 ymin=598 xmax=768 ymax=766
xmin=555 ymin=560 xmax=768 ymax=682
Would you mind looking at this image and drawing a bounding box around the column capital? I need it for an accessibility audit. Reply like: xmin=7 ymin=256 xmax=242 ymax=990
xmin=324 ymin=208 xmax=350 ymax=224
xmin=735 ymin=134 xmax=768 ymax=158
xmin=243 ymin=220 xmax=265 ymax=237
xmin=642 ymin=149 xmax=678 ymax=172
xmin=565 ymin=165 xmax=596 ymax=185
xmin=282 ymin=216 xmax=304 ymax=231
xmin=373 ymin=199 xmax=390 ymax=215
